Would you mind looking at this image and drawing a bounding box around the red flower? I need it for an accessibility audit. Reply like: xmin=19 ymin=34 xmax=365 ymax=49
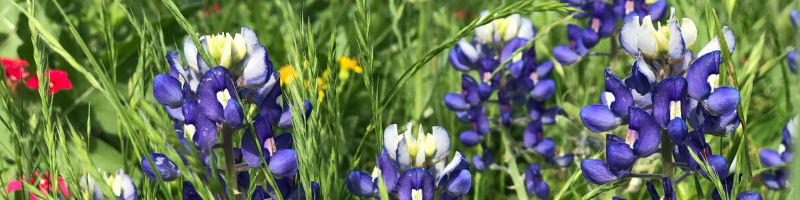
xmin=25 ymin=69 xmax=73 ymax=95
xmin=1 ymin=57 xmax=30 ymax=82
xmin=6 ymin=172 xmax=69 ymax=200
xmin=454 ymin=10 xmax=469 ymax=21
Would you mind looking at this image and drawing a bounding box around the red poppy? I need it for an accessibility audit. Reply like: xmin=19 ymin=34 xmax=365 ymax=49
xmin=1 ymin=57 xmax=30 ymax=82
xmin=25 ymin=69 xmax=73 ymax=95
xmin=454 ymin=10 xmax=469 ymax=21
xmin=6 ymin=172 xmax=69 ymax=200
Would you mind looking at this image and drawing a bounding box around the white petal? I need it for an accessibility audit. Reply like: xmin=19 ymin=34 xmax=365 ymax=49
xmin=696 ymin=36 xmax=720 ymax=58
xmin=721 ymin=26 xmax=736 ymax=55
xmin=475 ymin=11 xmax=493 ymax=43
xmin=231 ymin=33 xmax=247 ymax=64
xmin=697 ymin=26 xmax=735 ymax=58
xmin=403 ymin=122 xmax=415 ymax=143
xmin=383 ymin=124 xmax=400 ymax=160
xmin=429 ymin=160 xmax=447 ymax=187
xmin=668 ymin=19 xmax=686 ymax=61
xmin=415 ymin=136 xmax=426 ymax=167
xmin=457 ymin=38 xmax=480 ymax=63
xmin=430 ymin=126 xmax=450 ymax=163
xmin=637 ymin=55 xmax=657 ymax=84
xmin=196 ymin=53 xmax=210 ymax=73
xmin=396 ymin=138 xmax=410 ymax=170
xmin=637 ymin=16 xmax=659 ymax=57
xmin=681 ymin=18 xmax=697 ymax=49
xmin=619 ymin=16 xmax=641 ymax=56
xmin=241 ymin=27 xmax=260 ymax=52
xmin=517 ymin=18 xmax=535 ymax=40
xmin=186 ymin=67 xmax=201 ymax=92
xmin=502 ymin=14 xmax=521 ymax=41
xmin=241 ymin=45 xmax=270 ymax=87
xmin=184 ymin=37 xmax=199 ymax=72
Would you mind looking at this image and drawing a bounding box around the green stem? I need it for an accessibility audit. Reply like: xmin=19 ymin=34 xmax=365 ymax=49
xmin=661 ymin=129 xmax=673 ymax=178
xmin=501 ymin=131 xmax=529 ymax=200
xmin=221 ymin=124 xmax=236 ymax=199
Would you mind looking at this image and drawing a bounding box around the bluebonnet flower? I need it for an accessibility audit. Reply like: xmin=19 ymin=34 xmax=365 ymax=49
xmin=758 ymin=118 xmax=796 ymax=190
xmin=446 ymin=13 xmax=570 ymax=174
xmin=346 ymin=123 xmax=471 ymax=199
xmin=612 ymin=0 xmax=668 ymax=22
xmin=791 ymin=10 xmax=798 ymax=28
xmin=788 ymin=49 xmax=798 ymax=74
xmin=80 ymin=169 xmax=137 ymax=200
xmin=553 ymin=25 xmax=588 ymax=66
xmin=525 ymin=163 xmax=549 ymax=199
xmin=580 ymin=68 xmax=633 ymax=132
xmin=619 ymin=9 xmax=698 ymax=60
xmin=240 ymin=115 xmax=298 ymax=178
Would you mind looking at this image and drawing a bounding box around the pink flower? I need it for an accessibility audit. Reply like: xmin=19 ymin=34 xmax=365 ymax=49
xmin=24 ymin=69 xmax=73 ymax=95
xmin=7 ymin=172 xmax=69 ymax=200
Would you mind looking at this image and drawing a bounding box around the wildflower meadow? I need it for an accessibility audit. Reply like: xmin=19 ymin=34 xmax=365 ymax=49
xmin=1 ymin=0 xmax=800 ymax=199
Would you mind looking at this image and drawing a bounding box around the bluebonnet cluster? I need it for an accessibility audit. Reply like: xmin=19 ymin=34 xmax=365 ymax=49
xmin=554 ymin=0 xmax=668 ymax=66
xmin=144 ymin=27 xmax=316 ymax=199
xmin=444 ymin=12 xmax=572 ymax=200
xmin=788 ymin=10 xmax=798 ymax=73
xmin=578 ymin=8 xmax=758 ymax=198
xmin=345 ymin=123 xmax=472 ymax=200
xmin=758 ymin=117 xmax=796 ymax=190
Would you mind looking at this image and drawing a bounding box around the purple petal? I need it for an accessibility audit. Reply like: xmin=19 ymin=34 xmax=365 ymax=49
xmin=346 ymin=171 xmax=376 ymax=197
xmin=378 ymin=149 xmax=399 ymax=191
xmin=686 ymin=51 xmax=721 ymax=100
xmin=704 ymin=87 xmax=740 ymax=116
xmin=449 ymin=49 xmax=472 ymax=72
xmin=192 ymin=110 xmax=218 ymax=152
xmin=735 ymin=191 xmax=762 ymax=200
xmin=760 ymin=149 xmax=786 ymax=168
xmin=553 ymin=45 xmax=581 ymax=66
xmin=442 ymin=170 xmax=471 ymax=196
xmin=141 ymin=153 xmax=180 ymax=182
xmin=182 ymin=181 xmax=201 ymax=199
xmin=197 ymin=67 xmax=236 ymax=122
xmin=667 ymin=118 xmax=688 ymax=144
xmin=536 ymin=61 xmax=555 ymax=80
xmin=240 ymin=44 xmax=273 ymax=87
xmin=792 ymin=10 xmax=799 ymax=28
xmin=528 ymin=98 xmax=545 ymax=120
xmin=700 ymin=155 xmax=728 ymax=180
xmin=397 ymin=168 xmax=435 ymax=200
xmin=472 ymin=155 xmax=486 ymax=172
xmin=462 ymin=75 xmax=481 ymax=105
xmin=241 ymin=130 xmax=267 ymax=168
xmin=455 ymin=111 xmax=470 ymax=124
xmin=459 ymin=130 xmax=482 ymax=148
xmin=153 ymin=75 xmax=184 ymax=107
xmin=469 ymin=105 xmax=490 ymax=135
xmin=274 ymin=132 xmax=293 ymax=150
xmin=652 ymin=77 xmax=688 ymax=128
xmin=534 ymin=139 xmax=556 ymax=158
xmin=629 ymin=107 xmax=661 ymax=157
xmin=501 ymin=38 xmax=528 ymax=67
xmin=535 ymin=180 xmax=550 ymax=199
xmin=788 ymin=50 xmax=798 ymax=73
xmin=662 ymin=177 xmax=676 ymax=200
xmin=648 ymin=0 xmax=668 ymax=21
xmin=646 ymin=180 xmax=660 ymax=199
xmin=524 ymin=120 xmax=544 ymax=148
xmin=581 ymin=159 xmax=617 ymax=185
xmin=531 ymin=79 xmax=556 ymax=101
xmin=606 ymin=143 xmax=636 ymax=172
xmin=444 ymin=93 xmax=469 ymax=111
xmin=605 ymin=68 xmax=634 ymax=117
xmin=224 ymin=99 xmax=244 ymax=129
xmin=553 ymin=154 xmax=574 ymax=168
xmin=762 ymin=173 xmax=781 ymax=190
xmin=165 ymin=105 xmax=184 ymax=121
xmin=626 ymin=56 xmax=657 ymax=95
xmin=542 ymin=107 xmax=563 ymax=125
xmin=269 ymin=149 xmax=298 ymax=178
xmin=580 ymin=104 xmax=621 ymax=132
xmin=582 ymin=29 xmax=600 ymax=49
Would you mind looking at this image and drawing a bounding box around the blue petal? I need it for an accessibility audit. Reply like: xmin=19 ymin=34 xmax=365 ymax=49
xmin=192 ymin=110 xmax=218 ymax=152
xmin=553 ymin=45 xmax=581 ymax=66
xmin=792 ymin=10 xmax=799 ymax=28
xmin=442 ymin=170 xmax=471 ymax=196
xmin=472 ymin=155 xmax=486 ymax=172
xmin=378 ymin=149 xmax=399 ymax=191
xmin=241 ymin=129 xmax=267 ymax=168
xmin=668 ymin=118 xmax=688 ymax=144
xmin=182 ymin=181 xmax=202 ymax=199
xmin=604 ymin=68 xmax=634 ymax=117
xmin=141 ymin=153 xmax=180 ymax=182
xmin=700 ymin=155 xmax=728 ymax=180
xmin=760 ymin=149 xmax=786 ymax=168
xmin=606 ymin=143 xmax=636 ymax=172
xmin=652 ymin=77 xmax=687 ymax=128
xmin=582 ymin=29 xmax=600 ymax=49
xmin=646 ymin=180 xmax=660 ymax=199
xmin=735 ymin=191 xmax=763 ymax=200
xmin=648 ymin=0 xmax=668 ymax=21
xmin=788 ymin=50 xmax=798 ymax=73
xmin=461 ymin=75 xmax=481 ymax=105
xmin=629 ymin=107 xmax=661 ymax=157
xmin=527 ymin=98 xmax=545 ymax=120
xmin=153 ymin=75 xmax=184 ymax=107
xmin=686 ymin=51 xmax=721 ymax=100
xmin=534 ymin=139 xmax=556 ymax=158
xmin=459 ymin=130 xmax=482 ymax=148
xmin=762 ymin=173 xmax=781 ymax=190
xmin=704 ymin=87 xmax=740 ymax=116
xmin=240 ymin=44 xmax=273 ymax=87
xmin=536 ymin=61 xmax=555 ymax=80
xmin=449 ymin=49 xmax=472 ymax=71
xmin=524 ymin=120 xmax=544 ymax=148
xmin=224 ymin=99 xmax=244 ymax=129
xmin=345 ymin=171 xmax=376 ymax=197
xmin=580 ymin=159 xmax=617 ymax=185
xmin=444 ymin=93 xmax=469 ymax=111
xmin=269 ymin=149 xmax=298 ymax=178
xmin=580 ymin=104 xmax=621 ymax=133
xmin=542 ymin=107 xmax=563 ymax=125
xmin=397 ymin=168 xmax=435 ymax=200
xmin=530 ymin=79 xmax=556 ymax=101
xmin=662 ymin=177 xmax=676 ymax=200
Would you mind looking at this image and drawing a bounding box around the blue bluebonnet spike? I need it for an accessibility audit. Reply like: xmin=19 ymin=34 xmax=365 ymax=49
xmin=140 ymin=153 xmax=180 ymax=182
xmin=652 ymin=77 xmax=687 ymax=128
xmin=397 ymin=168 xmax=435 ymax=200
xmin=627 ymin=107 xmax=660 ymax=157
xmin=460 ymin=130 xmax=482 ymax=148
xmin=788 ymin=50 xmax=798 ymax=73
xmin=525 ymin=163 xmax=549 ymax=199
xmin=197 ymin=66 xmax=238 ymax=123
xmin=153 ymin=74 xmax=184 ymax=107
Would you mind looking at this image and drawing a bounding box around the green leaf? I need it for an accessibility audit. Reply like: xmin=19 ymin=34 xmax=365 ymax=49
xmin=581 ymin=179 xmax=629 ymax=200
